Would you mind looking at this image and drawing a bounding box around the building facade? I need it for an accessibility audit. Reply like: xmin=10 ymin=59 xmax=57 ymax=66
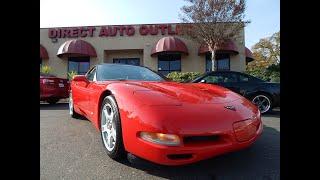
xmin=40 ymin=23 xmax=253 ymax=78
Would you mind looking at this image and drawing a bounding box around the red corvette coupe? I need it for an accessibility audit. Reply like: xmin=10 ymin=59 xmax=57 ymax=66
xmin=69 ymin=64 xmax=263 ymax=166
xmin=40 ymin=73 xmax=69 ymax=104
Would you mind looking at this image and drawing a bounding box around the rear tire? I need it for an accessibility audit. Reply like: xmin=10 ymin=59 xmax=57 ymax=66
xmin=47 ymin=98 xmax=59 ymax=104
xmin=100 ymin=95 xmax=125 ymax=160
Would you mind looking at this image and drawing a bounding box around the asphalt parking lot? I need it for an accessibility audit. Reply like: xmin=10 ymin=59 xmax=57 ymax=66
xmin=40 ymin=102 xmax=280 ymax=180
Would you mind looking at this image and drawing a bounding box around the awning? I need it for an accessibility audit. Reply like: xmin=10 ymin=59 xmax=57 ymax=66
xmin=151 ymin=37 xmax=188 ymax=56
xmin=198 ymin=40 xmax=239 ymax=55
xmin=40 ymin=44 xmax=49 ymax=59
xmin=57 ymin=39 xmax=97 ymax=58
xmin=245 ymin=47 xmax=254 ymax=63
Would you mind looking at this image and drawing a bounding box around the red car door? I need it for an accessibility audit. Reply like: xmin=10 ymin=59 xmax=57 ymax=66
xmin=75 ymin=67 xmax=99 ymax=119
xmin=72 ymin=77 xmax=91 ymax=115
xmin=86 ymin=82 xmax=100 ymax=120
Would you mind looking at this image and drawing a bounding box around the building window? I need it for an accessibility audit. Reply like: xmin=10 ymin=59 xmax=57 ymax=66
xmin=205 ymin=53 xmax=230 ymax=72
xmin=158 ymin=53 xmax=181 ymax=76
xmin=68 ymin=57 xmax=90 ymax=75
xmin=113 ymin=58 xmax=140 ymax=66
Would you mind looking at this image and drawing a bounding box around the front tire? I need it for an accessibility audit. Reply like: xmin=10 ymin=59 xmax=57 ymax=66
xmin=251 ymin=93 xmax=273 ymax=114
xmin=100 ymin=95 xmax=125 ymax=160
xmin=47 ymin=98 xmax=59 ymax=104
xmin=69 ymin=92 xmax=80 ymax=118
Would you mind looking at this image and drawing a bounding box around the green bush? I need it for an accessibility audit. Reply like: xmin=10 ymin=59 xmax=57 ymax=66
xmin=246 ymin=63 xmax=280 ymax=82
xmin=166 ymin=72 xmax=201 ymax=82
xmin=269 ymin=71 xmax=280 ymax=82
xmin=67 ymin=71 xmax=78 ymax=80
xmin=40 ymin=65 xmax=52 ymax=74
xmin=246 ymin=67 xmax=268 ymax=81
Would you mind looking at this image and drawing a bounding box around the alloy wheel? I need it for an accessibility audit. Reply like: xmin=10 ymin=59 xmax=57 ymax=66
xmin=252 ymin=95 xmax=271 ymax=113
xmin=101 ymin=103 xmax=117 ymax=152
xmin=69 ymin=93 xmax=73 ymax=116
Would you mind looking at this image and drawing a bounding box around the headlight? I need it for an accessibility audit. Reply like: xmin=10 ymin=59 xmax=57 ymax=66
xmin=139 ymin=132 xmax=181 ymax=146
xmin=233 ymin=114 xmax=260 ymax=142
xmin=257 ymin=110 xmax=261 ymax=118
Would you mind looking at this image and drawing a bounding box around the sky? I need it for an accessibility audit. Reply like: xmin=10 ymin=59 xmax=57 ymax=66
xmin=40 ymin=0 xmax=279 ymax=49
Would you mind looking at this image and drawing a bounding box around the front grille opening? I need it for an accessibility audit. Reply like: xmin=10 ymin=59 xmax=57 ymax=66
xmin=183 ymin=135 xmax=220 ymax=144
xmin=167 ymin=154 xmax=193 ymax=160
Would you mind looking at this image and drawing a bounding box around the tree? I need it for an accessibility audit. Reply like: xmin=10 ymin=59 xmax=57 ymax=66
xmin=180 ymin=0 xmax=250 ymax=71
xmin=246 ymin=31 xmax=280 ymax=82
xmin=248 ymin=31 xmax=280 ymax=70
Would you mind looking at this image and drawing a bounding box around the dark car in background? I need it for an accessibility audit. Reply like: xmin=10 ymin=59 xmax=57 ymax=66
xmin=191 ymin=71 xmax=280 ymax=113
xmin=40 ymin=73 xmax=69 ymax=104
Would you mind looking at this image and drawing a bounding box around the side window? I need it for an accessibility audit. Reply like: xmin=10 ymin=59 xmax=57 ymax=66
xmin=203 ymin=73 xmax=238 ymax=83
xmin=86 ymin=68 xmax=96 ymax=81
xmin=239 ymin=74 xmax=249 ymax=82
xmin=203 ymin=74 xmax=225 ymax=83
xmin=224 ymin=73 xmax=238 ymax=83
xmin=249 ymin=76 xmax=263 ymax=82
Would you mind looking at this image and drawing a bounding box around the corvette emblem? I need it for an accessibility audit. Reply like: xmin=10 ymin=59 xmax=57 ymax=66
xmin=224 ymin=105 xmax=236 ymax=111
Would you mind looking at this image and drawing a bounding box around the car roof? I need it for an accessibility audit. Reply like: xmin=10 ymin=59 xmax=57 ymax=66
xmin=95 ymin=63 xmax=155 ymax=72
xmin=97 ymin=63 xmax=142 ymax=68
xmin=200 ymin=71 xmax=265 ymax=81
xmin=200 ymin=71 xmax=242 ymax=77
xmin=206 ymin=71 xmax=241 ymax=74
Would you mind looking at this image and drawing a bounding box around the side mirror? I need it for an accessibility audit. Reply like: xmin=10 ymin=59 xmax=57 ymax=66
xmin=72 ymin=75 xmax=88 ymax=83
xmin=200 ymin=79 xmax=206 ymax=83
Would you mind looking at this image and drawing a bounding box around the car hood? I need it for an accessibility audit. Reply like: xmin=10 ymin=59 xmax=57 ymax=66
xmin=119 ymin=81 xmax=243 ymax=106
xmin=260 ymin=82 xmax=280 ymax=89
xmin=263 ymin=82 xmax=280 ymax=85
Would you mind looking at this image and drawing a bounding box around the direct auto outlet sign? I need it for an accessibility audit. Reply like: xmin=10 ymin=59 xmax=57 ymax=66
xmin=48 ymin=24 xmax=192 ymax=38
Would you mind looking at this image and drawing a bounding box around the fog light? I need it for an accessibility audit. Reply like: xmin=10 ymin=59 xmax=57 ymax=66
xmin=139 ymin=132 xmax=181 ymax=146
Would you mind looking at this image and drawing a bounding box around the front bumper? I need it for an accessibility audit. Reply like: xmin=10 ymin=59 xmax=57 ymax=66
xmin=128 ymin=121 xmax=263 ymax=166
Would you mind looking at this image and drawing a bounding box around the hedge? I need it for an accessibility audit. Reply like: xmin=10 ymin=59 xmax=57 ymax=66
xmin=245 ymin=63 xmax=280 ymax=82
xmin=166 ymin=72 xmax=201 ymax=82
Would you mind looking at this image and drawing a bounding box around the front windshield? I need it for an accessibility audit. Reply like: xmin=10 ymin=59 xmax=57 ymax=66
xmin=97 ymin=64 xmax=165 ymax=82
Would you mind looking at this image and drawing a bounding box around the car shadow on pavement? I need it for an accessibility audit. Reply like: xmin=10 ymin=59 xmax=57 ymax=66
xmin=39 ymin=103 xmax=89 ymax=121
xmin=40 ymin=102 xmax=69 ymax=110
xmin=124 ymin=125 xmax=280 ymax=180
xmin=263 ymin=109 xmax=280 ymax=118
